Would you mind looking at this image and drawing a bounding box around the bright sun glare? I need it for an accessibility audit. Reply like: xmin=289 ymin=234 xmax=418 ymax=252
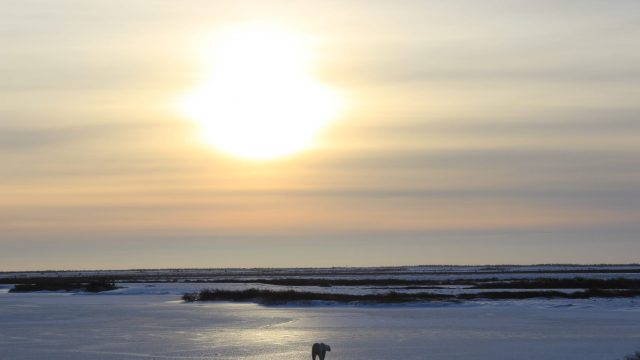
xmin=181 ymin=25 xmax=343 ymax=160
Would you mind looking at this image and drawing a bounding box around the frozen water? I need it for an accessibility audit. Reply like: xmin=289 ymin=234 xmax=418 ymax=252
xmin=1 ymin=286 xmax=639 ymax=360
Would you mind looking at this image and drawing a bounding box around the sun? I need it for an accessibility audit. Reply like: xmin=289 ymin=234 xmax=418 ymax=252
xmin=180 ymin=25 xmax=343 ymax=160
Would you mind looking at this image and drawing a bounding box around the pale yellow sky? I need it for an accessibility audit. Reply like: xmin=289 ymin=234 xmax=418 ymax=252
xmin=1 ymin=1 xmax=640 ymax=270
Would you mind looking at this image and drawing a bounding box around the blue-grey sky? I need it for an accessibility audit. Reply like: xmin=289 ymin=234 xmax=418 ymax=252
xmin=1 ymin=1 xmax=639 ymax=270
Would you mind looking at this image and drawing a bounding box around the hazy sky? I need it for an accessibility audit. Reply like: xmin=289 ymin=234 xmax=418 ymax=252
xmin=2 ymin=1 xmax=640 ymax=270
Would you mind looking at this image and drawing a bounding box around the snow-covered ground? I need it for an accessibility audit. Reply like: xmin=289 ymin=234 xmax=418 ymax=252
xmin=1 ymin=283 xmax=640 ymax=360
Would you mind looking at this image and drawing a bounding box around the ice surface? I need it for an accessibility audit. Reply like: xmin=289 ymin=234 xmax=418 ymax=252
xmin=1 ymin=285 xmax=640 ymax=360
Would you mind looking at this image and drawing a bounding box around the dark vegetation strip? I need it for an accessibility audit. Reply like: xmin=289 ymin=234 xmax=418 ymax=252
xmin=188 ymin=278 xmax=474 ymax=286
xmin=1 ymin=275 xmax=137 ymax=285
xmin=474 ymin=278 xmax=640 ymax=289
xmin=9 ymin=279 xmax=118 ymax=293
xmin=182 ymin=289 xmax=451 ymax=303
xmin=182 ymin=288 xmax=640 ymax=304
xmin=185 ymin=277 xmax=640 ymax=289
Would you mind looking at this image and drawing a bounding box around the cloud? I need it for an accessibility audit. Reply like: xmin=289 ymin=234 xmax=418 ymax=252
xmin=0 ymin=121 xmax=186 ymax=152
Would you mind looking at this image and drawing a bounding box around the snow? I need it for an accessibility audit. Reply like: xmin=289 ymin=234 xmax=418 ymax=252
xmin=2 ymin=266 xmax=640 ymax=359
xmin=1 ymin=284 xmax=640 ymax=359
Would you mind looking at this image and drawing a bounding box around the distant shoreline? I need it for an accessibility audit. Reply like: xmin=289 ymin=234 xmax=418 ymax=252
xmin=3 ymin=264 xmax=640 ymax=283
xmin=2 ymin=263 xmax=640 ymax=274
xmin=5 ymin=265 xmax=640 ymax=303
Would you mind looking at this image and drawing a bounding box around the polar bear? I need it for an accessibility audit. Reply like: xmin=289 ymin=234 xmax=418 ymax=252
xmin=312 ymin=343 xmax=331 ymax=360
